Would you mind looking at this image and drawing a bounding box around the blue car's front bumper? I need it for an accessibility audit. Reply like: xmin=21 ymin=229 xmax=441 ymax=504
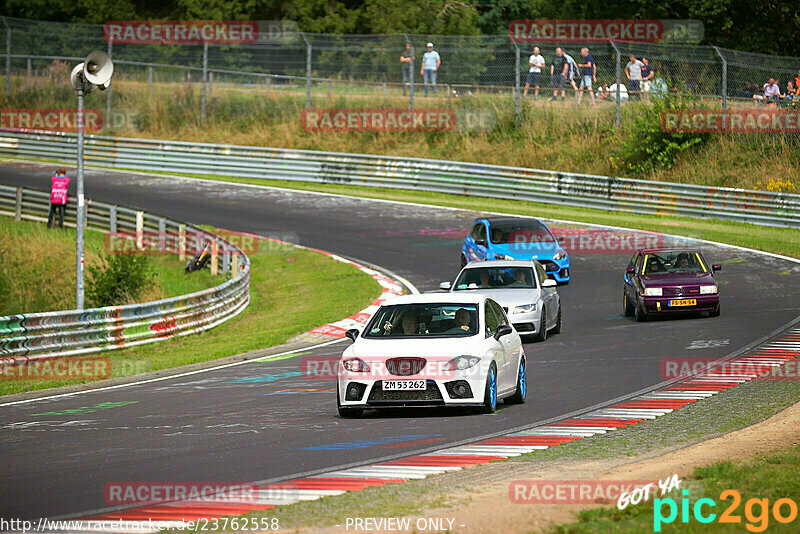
xmin=539 ymin=257 xmax=570 ymax=283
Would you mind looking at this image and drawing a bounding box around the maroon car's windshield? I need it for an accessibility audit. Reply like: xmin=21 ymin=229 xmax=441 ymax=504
xmin=643 ymin=251 xmax=707 ymax=274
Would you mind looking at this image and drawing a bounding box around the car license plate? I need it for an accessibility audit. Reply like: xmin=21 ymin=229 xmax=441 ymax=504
xmin=382 ymin=380 xmax=426 ymax=391
xmin=669 ymin=299 xmax=697 ymax=307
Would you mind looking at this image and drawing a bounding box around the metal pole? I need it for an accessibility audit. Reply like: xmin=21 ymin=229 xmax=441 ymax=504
xmin=148 ymin=65 xmax=153 ymax=89
xmin=26 ymin=57 xmax=30 ymax=77
xmin=201 ymin=42 xmax=208 ymax=122
xmin=4 ymin=18 xmax=10 ymax=98
xmin=106 ymin=40 xmax=112 ymax=130
xmin=404 ymin=35 xmax=414 ymax=110
xmin=301 ymin=33 xmax=312 ymax=109
xmin=514 ymin=42 xmax=520 ymax=124
xmin=713 ymin=46 xmax=727 ymax=112
xmin=612 ymin=41 xmax=621 ymax=127
xmin=75 ymin=87 xmax=86 ymax=310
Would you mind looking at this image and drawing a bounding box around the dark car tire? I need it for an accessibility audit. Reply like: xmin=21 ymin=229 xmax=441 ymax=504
xmin=337 ymin=394 xmax=363 ymax=418
xmin=461 ymin=254 xmax=467 ymax=269
xmin=551 ymin=304 xmax=562 ymax=334
xmin=478 ymin=363 xmax=498 ymax=414
xmin=534 ymin=308 xmax=548 ymax=342
xmin=506 ymin=356 xmax=527 ymax=405
xmin=634 ymin=298 xmax=648 ymax=322
xmin=624 ymin=292 xmax=634 ymax=317
xmin=709 ymin=304 xmax=721 ymax=318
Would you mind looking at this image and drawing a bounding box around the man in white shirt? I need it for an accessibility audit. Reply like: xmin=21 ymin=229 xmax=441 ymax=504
xmin=523 ymin=46 xmax=545 ymax=99
xmin=625 ymin=55 xmax=645 ymax=100
xmin=420 ymin=42 xmax=441 ymax=97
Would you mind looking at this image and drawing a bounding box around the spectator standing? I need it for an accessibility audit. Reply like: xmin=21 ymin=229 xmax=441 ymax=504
xmin=577 ymin=47 xmax=596 ymax=105
xmin=400 ymin=43 xmax=414 ymax=96
xmin=523 ymin=46 xmax=545 ymax=99
xmin=625 ymin=55 xmax=645 ymax=100
xmin=563 ymin=50 xmax=579 ymax=97
xmin=420 ymin=42 xmax=441 ymax=97
xmin=641 ymin=57 xmax=655 ymax=102
xmin=550 ymin=47 xmax=568 ymax=101
xmin=48 ymin=167 xmax=69 ymax=229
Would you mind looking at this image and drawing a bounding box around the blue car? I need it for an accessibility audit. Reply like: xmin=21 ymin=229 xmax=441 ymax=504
xmin=461 ymin=217 xmax=570 ymax=283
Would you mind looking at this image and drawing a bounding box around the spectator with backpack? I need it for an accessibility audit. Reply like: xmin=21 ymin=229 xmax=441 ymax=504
xmin=48 ymin=167 xmax=69 ymax=229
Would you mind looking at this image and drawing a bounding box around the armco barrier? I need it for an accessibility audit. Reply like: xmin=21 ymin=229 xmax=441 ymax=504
xmin=0 ymin=185 xmax=250 ymax=362
xmin=1 ymin=130 xmax=799 ymax=228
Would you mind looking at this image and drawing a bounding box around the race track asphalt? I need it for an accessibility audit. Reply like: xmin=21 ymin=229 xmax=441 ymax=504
xmin=1 ymin=162 xmax=799 ymax=520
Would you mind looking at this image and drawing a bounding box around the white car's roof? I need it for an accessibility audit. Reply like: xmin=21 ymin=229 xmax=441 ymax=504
xmin=461 ymin=260 xmax=538 ymax=269
xmin=383 ymin=292 xmax=489 ymax=305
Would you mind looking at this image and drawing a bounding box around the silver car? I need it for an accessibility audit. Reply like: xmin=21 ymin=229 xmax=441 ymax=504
xmin=440 ymin=260 xmax=561 ymax=341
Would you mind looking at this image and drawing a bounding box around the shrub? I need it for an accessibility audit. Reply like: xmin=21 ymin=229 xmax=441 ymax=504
xmin=87 ymin=254 xmax=154 ymax=308
xmin=619 ymin=93 xmax=714 ymax=174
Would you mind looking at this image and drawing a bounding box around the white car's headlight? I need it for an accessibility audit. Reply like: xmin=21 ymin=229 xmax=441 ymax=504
xmin=553 ymin=249 xmax=567 ymax=261
xmin=513 ymin=303 xmax=537 ymax=314
xmin=700 ymin=285 xmax=718 ymax=295
xmin=643 ymin=287 xmax=662 ymax=297
xmin=341 ymin=358 xmax=370 ymax=372
xmin=443 ymin=355 xmax=481 ymax=371
xmin=494 ymin=253 xmax=514 ymax=260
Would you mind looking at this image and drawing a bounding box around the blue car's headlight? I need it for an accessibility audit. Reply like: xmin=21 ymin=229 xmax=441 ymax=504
xmin=553 ymin=249 xmax=567 ymax=261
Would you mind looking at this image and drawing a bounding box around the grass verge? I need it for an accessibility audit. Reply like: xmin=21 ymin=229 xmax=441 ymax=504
xmin=0 ymin=228 xmax=381 ymax=396
xmin=0 ymin=215 xmax=218 ymax=315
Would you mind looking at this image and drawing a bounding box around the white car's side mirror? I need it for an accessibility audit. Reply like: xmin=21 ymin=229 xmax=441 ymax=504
xmin=439 ymin=281 xmax=452 ymax=290
xmin=542 ymin=279 xmax=557 ymax=288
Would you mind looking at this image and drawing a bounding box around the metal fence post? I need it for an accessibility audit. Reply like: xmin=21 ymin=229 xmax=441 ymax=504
xmin=301 ymin=32 xmax=311 ymax=108
xmin=4 ymin=17 xmax=10 ymax=98
xmin=26 ymin=57 xmax=30 ymax=77
xmin=109 ymin=205 xmax=117 ymax=232
xmin=209 ymin=71 xmax=213 ymax=93
xmin=14 ymin=186 xmax=21 ymax=221
xmin=201 ymin=42 xmax=208 ymax=122
xmin=210 ymin=238 xmax=218 ymax=275
xmin=404 ymin=34 xmax=414 ymax=110
xmin=135 ymin=211 xmax=144 ymax=249
xmin=713 ymin=46 xmax=727 ymax=112
xmin=514 ymin=42 xmax=520 ymax=124
xmin=222 ymin=242 xmax=230 ymax=273
xmin=148 ymin=65 xmax=153 ymax=89
xmin=105 ymin=39 xmax=112 ymax=130
xmin=158 ymin=217 xmax=166 ymax=253
xmin=611 ymin=41 xmax=621 ymax=127
xmin=179 ymin=224 xmax=186 ymax=261
xmin=232 ymin=251 xmax=240 ymax=277
xmin=265 ymin=75 xmax=271 ymax=95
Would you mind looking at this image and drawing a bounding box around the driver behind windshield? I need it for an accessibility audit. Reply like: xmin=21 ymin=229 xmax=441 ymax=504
xmin=445 ymin=308 xmax=473 ymax=334
xmin=509 ymin=268 xmax=529 ymax=287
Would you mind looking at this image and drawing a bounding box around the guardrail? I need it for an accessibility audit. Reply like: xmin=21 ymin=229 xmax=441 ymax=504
xmin=1 ymin=129 xmax=799 ymax=228
xmin=0 ymin=184 xmax=250 ymax=363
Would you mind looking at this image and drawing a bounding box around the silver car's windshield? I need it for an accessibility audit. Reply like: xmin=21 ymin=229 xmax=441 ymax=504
xmin=363 ymin=304 xmax=479 ymax=338
xmin=454 ymin=267 xmax=536 ymax=290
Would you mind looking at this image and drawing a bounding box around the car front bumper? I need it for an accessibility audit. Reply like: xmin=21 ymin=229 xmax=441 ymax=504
xmin=338 ymin=376 xmax=489 ymax=408
xmin=641 ymin=294 xmax=720 ymax=313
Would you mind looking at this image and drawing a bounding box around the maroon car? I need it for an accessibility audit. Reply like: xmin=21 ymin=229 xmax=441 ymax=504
xmin=623 ymin=248 xmax=721 ymax=322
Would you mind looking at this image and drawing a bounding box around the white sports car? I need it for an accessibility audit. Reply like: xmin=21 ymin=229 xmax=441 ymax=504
xmin=440 ymin=260 xmax=561 ymax=341
xmin=337 ymin=293 xmax=526 ymax=418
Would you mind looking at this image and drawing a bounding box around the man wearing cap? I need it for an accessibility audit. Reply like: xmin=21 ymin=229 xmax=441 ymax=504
xmin=420 ymin=42 xmax=441 ymax=96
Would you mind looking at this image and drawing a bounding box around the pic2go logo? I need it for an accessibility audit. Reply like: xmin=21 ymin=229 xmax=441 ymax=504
xmin=654 ymin=489 xmax=800 ymax=532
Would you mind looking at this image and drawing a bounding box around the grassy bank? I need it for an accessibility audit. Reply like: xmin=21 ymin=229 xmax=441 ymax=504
xmin=4 ymin=74 xmax=799 ymax=192
xmin=0 ymin=230 xmax=381 ymax=396
xmin=0 ymin=215 xmax=218 ymax=315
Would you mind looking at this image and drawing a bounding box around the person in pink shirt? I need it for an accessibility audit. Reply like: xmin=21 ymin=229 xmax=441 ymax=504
xmin=48 ymin=167 xmax=70 ymax=228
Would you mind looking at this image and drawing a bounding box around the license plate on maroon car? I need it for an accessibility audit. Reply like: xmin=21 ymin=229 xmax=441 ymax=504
xmin=383 ymin=380 xmax=426 ymax=391
xmin=669 ymin=299 xmax=696 ymax=307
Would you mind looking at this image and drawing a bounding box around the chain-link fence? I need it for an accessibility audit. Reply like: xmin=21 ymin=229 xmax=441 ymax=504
xmin=1 ymin=15 xmax=799 ymax=132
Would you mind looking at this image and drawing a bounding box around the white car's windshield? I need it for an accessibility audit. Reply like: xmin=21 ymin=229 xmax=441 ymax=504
xmin=454 ymin=267 xmax=536 ymax=290
xmin=364 ymin=303 xmax=479 ymax=338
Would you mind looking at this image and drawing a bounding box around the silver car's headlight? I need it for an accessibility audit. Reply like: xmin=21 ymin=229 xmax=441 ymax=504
xmin=513 ymin=303 xmax=537 ymax=314
xmin=643 ymin=287 xmax=662 ymax=297
xmin=553 ymin=249 xmax=567 ymax=261
xmin=443 ymin=355 xmax=481 ymax=371
xmin=700 ymin=285 xmax=718 ymax=294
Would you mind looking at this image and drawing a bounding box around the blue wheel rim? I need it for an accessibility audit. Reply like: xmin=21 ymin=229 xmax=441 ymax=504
xmin=489 ymin=367 xmax=497 ymax=409
xmin=519 ymin=359 xmax=526 ymax=398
